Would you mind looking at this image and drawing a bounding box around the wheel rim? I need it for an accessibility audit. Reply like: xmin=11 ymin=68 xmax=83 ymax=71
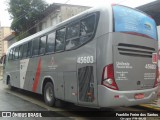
xmin=46 ymin=86 xmax=53 ymax=102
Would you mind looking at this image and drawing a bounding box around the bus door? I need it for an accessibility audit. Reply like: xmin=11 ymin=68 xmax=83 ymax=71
xmin=20 ymin=59 xmax=29 ymax=89
xmin=11 ymin=47 xmax=20 ymax=87
xmin=77 ymin=55 xmax=97 ymax=105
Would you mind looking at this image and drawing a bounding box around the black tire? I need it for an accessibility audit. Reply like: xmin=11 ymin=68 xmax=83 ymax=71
xmin=7 ymin=77 xmax=12 ymax=89
xmin=44 ymin=82 xmax=55 ymax=106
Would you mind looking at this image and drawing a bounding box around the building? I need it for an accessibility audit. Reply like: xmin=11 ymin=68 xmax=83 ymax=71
xmin=136 ymin=1 xmax=160 ymax=40
xmin=3 ymin=32 xmax=16 ymax=49
xmin=0 ymin=25 xmax=12 ymax=80
xmin=36 ymin=3 xmax=90 ymax=32
xmin=0 ymin=26 xmax=12 ymax=57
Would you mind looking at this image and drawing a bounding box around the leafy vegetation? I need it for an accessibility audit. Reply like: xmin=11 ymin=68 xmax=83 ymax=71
xmin=8 ymin=0 xmax=48 ymax=40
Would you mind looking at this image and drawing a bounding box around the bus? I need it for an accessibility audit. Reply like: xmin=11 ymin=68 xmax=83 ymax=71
xmin=2 ymin=4 xmax=158 ymax=108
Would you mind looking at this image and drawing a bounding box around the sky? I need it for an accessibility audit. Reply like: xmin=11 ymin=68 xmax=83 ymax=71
xmin=0 ymin=0 xmax=156 ymax=27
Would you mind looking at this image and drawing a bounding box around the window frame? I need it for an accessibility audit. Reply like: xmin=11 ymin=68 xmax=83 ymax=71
xmin=65 ymin=21 xmax=80 ymax=50
xmin=64 ymin=12 xmax=99 ymax=51
xmin=8 ymin=49 xmax=13 ymax=61
xmin=14 ymin=47 xmax=19 ymax=60
xmin=6 ymin=12 xmax=99 ymax=58
xmin=27 ymin=41 xmax=32 ymax=58
xmin=19 ymin=45 xmax=23 ymax=59
xmin=79 ymin=13 xmax=96 ymax=40
xmin=12 ymin=48 xmax=15 ymax=60
xmin=32 ymin=38 xmax=40 ymax=57
xmin=39 ymin=35 xmax=47 ymax=55
xmin=46 ymin=31 xmax=56 ymax=54
xmin=55 ymin=27 xmax=66 ymax=52
xmin=22 ymin=43 xmax=28 ymax=59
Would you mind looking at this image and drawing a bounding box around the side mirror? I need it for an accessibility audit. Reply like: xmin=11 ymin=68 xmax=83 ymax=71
xmin=0 ymin=55 xmax=6 ymax=65
xmin=0 ymin=57 xmax=2 ymax=64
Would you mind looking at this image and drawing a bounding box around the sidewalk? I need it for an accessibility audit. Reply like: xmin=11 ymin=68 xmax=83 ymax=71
xmin=139 ymin=96 xmax=160 ymax=111
xmin=139 ymin=84 xmax=160 ymax=111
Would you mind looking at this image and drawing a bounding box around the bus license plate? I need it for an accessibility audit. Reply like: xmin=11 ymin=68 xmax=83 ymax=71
xmin=134 ymin=93 xmax=144 ymax=99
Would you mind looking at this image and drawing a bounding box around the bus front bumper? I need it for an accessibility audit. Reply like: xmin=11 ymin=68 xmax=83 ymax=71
xmin=98 ymin=85 xmax=158 ymax=107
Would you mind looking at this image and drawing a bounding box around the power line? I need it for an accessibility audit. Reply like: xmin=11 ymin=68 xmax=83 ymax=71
xmin=16 ymin=0 xmax=71 ymax=39
xmin=11 ymin=1 xmax=47 ymax=25
xmin=64 ymin=0 xmax=70 ymax=4
xmin=116 ymin=0 xmax=128 ymax=5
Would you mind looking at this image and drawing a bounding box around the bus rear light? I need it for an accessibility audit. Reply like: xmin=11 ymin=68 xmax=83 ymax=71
xmin=114 ymin=95 xmax=120 ymax=99
xmin=152 ymin=53 xmax=157 ymax=64
xmin=111 ymin=3 xmax=118 ymax=6
xmin=154 ymin=79 xmax=158 ymax=87
xmin=102 ymin=64 xmax=119 ymax=90
xmin=158 ymin=49 xmax=160 ymax=60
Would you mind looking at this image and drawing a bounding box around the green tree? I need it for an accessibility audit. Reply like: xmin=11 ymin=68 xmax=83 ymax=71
xmin=8 ymin=0 xmax=48 ymax=40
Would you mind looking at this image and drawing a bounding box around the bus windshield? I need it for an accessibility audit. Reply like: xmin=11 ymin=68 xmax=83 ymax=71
xmin=113 ymin=5 xmax=157 ymax=40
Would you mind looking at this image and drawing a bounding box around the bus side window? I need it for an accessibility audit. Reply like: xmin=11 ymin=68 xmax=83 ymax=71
xmin=19 ymin=45 xmax=23 ymax=59
xmin=8 ymin=49 xmax=13 ymax=60
xmin=66 ymin=22 xmax=80 ymax=50
xmin=27 ymin=41 xmax=32 ymax=57
xmin=55 ymin=28 xmax=66 ymax=52
xmin=32 ymin=38 xmax=40 ymax=56
xmin=23 ymin=43 xmax=28 ymax=58
xmin=46 ymin=32 xmax=55 ymax=53
xmin=39 ymin=36 xmax=47 ymax=55
xmin=12 ymin=48 xmax=15 ymax=60
xmin=14 ymin=47 xmax=19 ymax=59
xmin=80 ymin=14 xmax=96 ymax=44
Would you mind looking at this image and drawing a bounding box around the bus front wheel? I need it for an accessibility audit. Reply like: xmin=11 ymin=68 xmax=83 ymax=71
xmin=44 ymin=82 xmax=55 ymax=106
xmin=7 ymin=76 xmax=12 ymax=89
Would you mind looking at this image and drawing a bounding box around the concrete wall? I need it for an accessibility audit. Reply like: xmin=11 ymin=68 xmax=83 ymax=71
xmin=0 ymin=27 xmax=11 ymax=57
xmin=0 ymin=27 xmax=11 ymax=80
xmin=36 ymin=5 xmax=89 ymax=32
xmin=8 ymin=38 xmax=17 ymax=48
xmin=60 ymin=5 xmax=89 ymax=21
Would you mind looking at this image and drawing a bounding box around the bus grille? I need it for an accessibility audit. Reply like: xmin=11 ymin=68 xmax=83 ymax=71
xmin=118 ymin=43 xmax=155 ymax=58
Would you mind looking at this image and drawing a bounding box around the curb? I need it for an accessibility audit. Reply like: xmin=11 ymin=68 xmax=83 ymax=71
xmin=139 ymin=104 xmax=160 ymax=111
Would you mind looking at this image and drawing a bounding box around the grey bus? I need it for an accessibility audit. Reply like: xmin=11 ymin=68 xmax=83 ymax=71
xmin=3 ymin=4 xmax=158 ymax=108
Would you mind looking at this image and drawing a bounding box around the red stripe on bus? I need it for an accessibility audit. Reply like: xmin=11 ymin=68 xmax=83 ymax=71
xmin=32 ymin=58 xmax=41 ymax=92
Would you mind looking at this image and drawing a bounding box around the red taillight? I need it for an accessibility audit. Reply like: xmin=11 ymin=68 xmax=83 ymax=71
xmin=158 ymin=49 xmax=160 ymax=60
xmin=102 ymin=64 xmax=119 ymax=90
xmin=152 ymin=53 xmax=158 ymax=64
xmin=154 ymin=66 xmax=159 ymax=88
xmin=111 ymin=3 xmax=118 ymax=6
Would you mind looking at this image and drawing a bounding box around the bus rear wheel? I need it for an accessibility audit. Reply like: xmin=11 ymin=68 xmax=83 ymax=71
xmin=44 ymin=82 xmax=55 ymax=106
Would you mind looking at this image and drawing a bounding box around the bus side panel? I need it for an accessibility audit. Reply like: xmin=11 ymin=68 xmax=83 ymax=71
xmin=96 ymin=34 xmax=113 ymax=106
xmin=96 ymin=34 xmax=112 ymax=84
xmin=35 ymin=52 xmax=78 ymax=102
xmin=76 ymin=39 xmax=98 ymax=107
xmin=64 ymin=72 xmax=77 ymax=103
xmin=10 ymin=60 xmax=20 ymax=88
xmin=54 ymin=51 xmax=77 ymax=103
xmin=55 ymin=72 xmax=64 ymax=99
xmin=26 ymin=57 xmax=39 ymax=92
xmin=32 ymin=55 xmax=60 ymax=96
